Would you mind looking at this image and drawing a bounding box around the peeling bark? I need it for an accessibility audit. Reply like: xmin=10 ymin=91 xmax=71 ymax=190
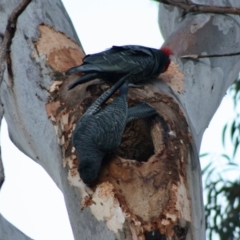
xmin=1 ymin=0 xmax=240 ymax=239
xmin=48 ymin=61 xmax=193 ymax=239
xmin=159 ymin=1 xmax=240 ymax=239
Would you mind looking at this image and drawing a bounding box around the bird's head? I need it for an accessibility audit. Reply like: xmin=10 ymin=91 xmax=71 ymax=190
xmin=78 ymin=152 xmax=104 ymax=185
xmin=161 ymin=47 xmax=173 ymax=72
xmin=79 ymin=162 xmax=100 ymax=185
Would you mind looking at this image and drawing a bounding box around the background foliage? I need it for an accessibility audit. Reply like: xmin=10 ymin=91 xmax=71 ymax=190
xmin=203 ymin=78 xmax=240 ymax=240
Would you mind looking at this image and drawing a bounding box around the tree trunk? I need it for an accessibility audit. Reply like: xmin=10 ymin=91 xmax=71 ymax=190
xmin=0 ymin=214 xmax=33 ymax=240
xmin=158 ymin=0 xmax=240 ymax=239
xmin=1 ymin=0 xmax=240 ymax=239
xmin=0 ymin=104 xmax=4 ymax=190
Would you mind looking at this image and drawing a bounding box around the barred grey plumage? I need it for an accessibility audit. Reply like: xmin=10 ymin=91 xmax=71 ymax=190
xmin=72 ymin=81 xmax=158 ymax=184
xmin=73 ymin=80 xmax=128 ymax=184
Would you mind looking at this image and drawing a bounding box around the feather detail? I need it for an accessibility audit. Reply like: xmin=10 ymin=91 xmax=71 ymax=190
xmin=66 ymin=44 xmax=172 ymax=90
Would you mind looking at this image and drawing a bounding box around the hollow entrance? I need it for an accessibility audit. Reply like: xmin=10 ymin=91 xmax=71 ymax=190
xmin=116 ymin=117 xmax=155 ymax=162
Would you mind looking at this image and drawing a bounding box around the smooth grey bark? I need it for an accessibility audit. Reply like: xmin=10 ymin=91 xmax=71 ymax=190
xmin=159 ymin=0 xmax=240 ymax=144
xmin=1 ymin=0 xmax=240 ymax=239
xmin=159 ymin=0 xmax=240 ymax=239
xmin=0 ymin=0 xmax=115 ymax=239
xmin=0 ymin=105 xmax=4 ymax=190
xmin=0 ymin=214 xmax=33 ymax=240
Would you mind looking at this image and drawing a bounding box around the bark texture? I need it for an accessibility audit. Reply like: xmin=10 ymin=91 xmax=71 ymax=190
xmin=159 ymin=0 xmax=240 ymax=239
xmin=0 ymin=103 xmax=4 ymax=190
xmin=1 ymin=0 xmax=240 ymax=239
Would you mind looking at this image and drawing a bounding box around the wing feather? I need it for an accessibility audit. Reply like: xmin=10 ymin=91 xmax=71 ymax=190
xmin=82 ymin=45 xmax=152 ymax=74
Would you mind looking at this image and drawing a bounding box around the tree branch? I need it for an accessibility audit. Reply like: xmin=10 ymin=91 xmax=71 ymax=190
xmin=156 ymin=0 xmax=240 ymax=15
xmin=0 ymin=214 xmax=33 ymax=240
xmin=0 ymin=0 xmax=32 ymax=83
xmin=181 ymin=52 xmax=240 ymax=59
xmin=0 ymin=0 xmax=32 ymax=192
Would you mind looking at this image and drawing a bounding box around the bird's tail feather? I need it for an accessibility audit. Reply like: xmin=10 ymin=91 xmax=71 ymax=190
xmin=127 ymin=102 xmax=157 ymax=123
xmin=118 ymin=81 xmax=128 ymax=97
xmin=65 ymin=64 xmax=101 ymax=75
xmin=68 ymin=73 xmax=99 ymax=90
xmin=86 ymin=74 xmax=130 ymax=115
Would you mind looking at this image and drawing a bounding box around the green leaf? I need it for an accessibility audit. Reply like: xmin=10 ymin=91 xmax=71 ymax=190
xmin=200 ymin=152 xmax=209 ymax=158
xmin=233 ymin=138 xmax=239 ymax=158
xmin=202 ymin=162 xmax=212 ymax=175
xmin=222 ymin=167 xmax=238 ymax=173
xmin=221 ymin=153 xmax=231 ymax=162
xmin=222 ymin=124 xmax=227 ymax=147
xmin=230 ymin=120 xmax=236 ymax=142
xmin=205 ymin=166 xmax=216 ymax=182
xmin=226 ymin=162 xmax=238 ymax=167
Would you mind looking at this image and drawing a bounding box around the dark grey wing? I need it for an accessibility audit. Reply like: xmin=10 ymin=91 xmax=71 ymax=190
xmin=110 ymin=45 xmax=170 ymax=76
xmin=90 ymin=80 xmax=128 ymax=151
xmin=97 ymin=45 xmax=152 ymax=74
xmin=72 ymin=116 xmax=105 ymax=184
xmin=65 ymin=64 xmax=102 ymax=75
xmin=127 ymin=102 xmax=157 ymax=123
xmin=94 ymin=96 xmax=128 ymax=151
xmin=72 ymin=82 xmax=128 ymax=185
xmin=78 ymin=92 xmax=128 ymax=154
xmin=66 ymin=45 xmax=152 ymax=75
xmin=67 ymin=73 xmax=99 ymax=90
